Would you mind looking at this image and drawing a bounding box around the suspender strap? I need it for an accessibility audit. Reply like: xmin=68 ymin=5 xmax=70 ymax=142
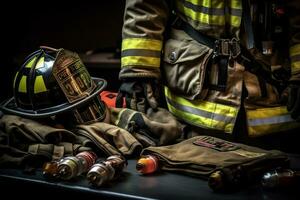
xmin=172 ymin=17 xmax=241 ymax=58
xmin=208 ymin=57 xmax=228 ymax=92
xmin=242 ymin=0 xmax=255 ymax=49
xmin=172 ymin=17 xmax=287 ymax=91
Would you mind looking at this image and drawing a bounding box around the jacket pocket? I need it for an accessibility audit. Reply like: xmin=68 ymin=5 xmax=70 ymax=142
xmin=162 ymin=37 xmax=213 ymax=100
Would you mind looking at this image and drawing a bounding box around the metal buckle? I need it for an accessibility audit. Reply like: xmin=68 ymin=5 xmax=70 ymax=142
xmin=230 ymin=38 xmax=241 ymax=59
xmin=213 ymin=38 xmax=241 ymax=59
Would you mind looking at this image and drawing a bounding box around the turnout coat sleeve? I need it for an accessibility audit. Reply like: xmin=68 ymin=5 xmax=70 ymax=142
xmin=119 ymin=0 xmax=170 ymax=80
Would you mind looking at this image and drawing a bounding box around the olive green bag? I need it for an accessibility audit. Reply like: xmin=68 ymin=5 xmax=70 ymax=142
xmin=142 ymin=136 xmax=289 ymax=191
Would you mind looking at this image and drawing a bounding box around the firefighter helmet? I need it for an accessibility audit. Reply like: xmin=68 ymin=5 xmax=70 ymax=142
xmin=1 ymin=46 xmax=107 ymax=124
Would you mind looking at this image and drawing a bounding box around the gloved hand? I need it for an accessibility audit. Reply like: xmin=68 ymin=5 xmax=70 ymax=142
xmin=287 ymin=82 xmax=300 ymax=120
xmin=116 ymin=79 xmax=159 ymax=113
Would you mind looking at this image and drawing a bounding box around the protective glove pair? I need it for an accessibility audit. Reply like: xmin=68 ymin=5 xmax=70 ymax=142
xmin=116 ymin=78 xmax=160 ymax=113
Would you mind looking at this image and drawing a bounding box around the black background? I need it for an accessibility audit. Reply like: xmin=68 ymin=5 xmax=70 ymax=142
xmin=1 ymin=1 xmax=125 ymax=101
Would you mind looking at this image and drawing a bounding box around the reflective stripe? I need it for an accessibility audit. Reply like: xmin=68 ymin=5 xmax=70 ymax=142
xmin=164 ymin=87 xmax=238 ymax=133
xmin=186 ymin=0 xmax=224 ymax=8
xmin=179 ymin=0 xmax=225 ymax=15
xmin=177 ymin=1 xmax=225 ymax=25
xmin=248 ymin=106 xmax=290 ymax=119
xmin=290 ymin=44 xmax=300 ymax=57
xmin=35 ymin=56 xmax=44 ymax=69
xmin=230 ymin=0 xmax=242 ymax=9
xmin=290 ymin=44 xmax=300 ymax=74
xmin=34 ymin=75 xmax=47 ymax=93
xmin=18 ymin=75 xmax=27 ymax=93
xmin=291 ymin=61 xmax=300 ymax=74
xmin=25 ymin=56 xmax=37 ymax=68
xmin=121 ymin=56 xmax=160 ymax=68
xmin=249 ymin=114 xmax=294 ymax=126
xmin=177 ymin=0 xmax=241 ymax=27
xmin=122 ymin=38 xmax=162 ymax=68
xmin=122 ymin=38 xmax=162 ymax=51
xmin=247 ymin=106 xmax=300 ymax=137
xmin=229 ymin=15 xmax=241 ymax=27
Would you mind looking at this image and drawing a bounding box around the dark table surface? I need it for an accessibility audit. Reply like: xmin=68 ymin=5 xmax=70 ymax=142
xmin=1 ymin=155 xmax=300 ymax=200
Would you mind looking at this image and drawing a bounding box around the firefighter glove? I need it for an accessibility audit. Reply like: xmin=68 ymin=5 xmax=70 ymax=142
xmin=116 ymin=79 xmax=159 ymax=113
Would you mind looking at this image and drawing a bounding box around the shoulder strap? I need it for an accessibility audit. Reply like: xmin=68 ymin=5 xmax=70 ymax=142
xmin=242 ymin=0 xmax=255 ymax=49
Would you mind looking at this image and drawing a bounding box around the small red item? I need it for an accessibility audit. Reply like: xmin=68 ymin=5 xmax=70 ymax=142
xmin=100 ymin=91 xmax=125 ymax=108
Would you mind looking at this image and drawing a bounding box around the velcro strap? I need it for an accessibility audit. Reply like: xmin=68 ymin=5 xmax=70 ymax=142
xmin=28 ymin=144 xmax=53 ymax=159
xmin=52 ymin=145 xmax=64 ymax=161
xmin=28 ymin=144 xmax=65 ymax=161
xmin=59 ymin=142 xmax=74 ymax=156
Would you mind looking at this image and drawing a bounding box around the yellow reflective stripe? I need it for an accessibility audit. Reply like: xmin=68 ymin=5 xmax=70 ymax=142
xmin=228 ymin=0 xmax=242 ymax=27
xmin=34 ymin=75 xmax=47 ymax=93
xmin=165 ymin=87 xmax=237 ymax=117
xmin=177 ymin=1 xmax=225 ymax=25
xmin=248 ymin=122 xmax=300 ymax=137
xmin=18 ymin=76 xmax=27 ymax=93
xmin=25 ymin=56 xmax=37 ymax=68
xmin=290 ymin=44 xmax=300 ymax=57
xmin=247 ymin=106 xmax=288 ymax=119
xmin=121 ymin=56 xmax=160 ymax=68
xmin=13 ymin=72 xmax=19 ymax=89
xmin=247 ymin=106 xmax=300 ymax=137
xmin=122 ymin=38 xmax=162 ymax=51
xmin=35 ymin=56 xmax=44 ymax=69
xmin=167 ymin=101 xmax=234 ymax=132
xmin=291 ymin=61 xmax=300 ymax=74
xmin=185 ymin=0 xmax=224 ymax=8
xmin=290 ymin=44 xmax=300 ymax=74
xmin=230 ymin=15 xmax=241 ymax=27
xmin=164 ymin=87 xmax=237 ymax=133
xmin=230 ymin=0 xmax=242 ymax=9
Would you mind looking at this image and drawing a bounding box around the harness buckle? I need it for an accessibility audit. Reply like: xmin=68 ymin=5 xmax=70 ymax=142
xmin=213 ymin=38 xmax=241 ymax=59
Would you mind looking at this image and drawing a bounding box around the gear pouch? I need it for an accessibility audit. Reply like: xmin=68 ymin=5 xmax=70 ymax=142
xmin=142 ymin=136 xmax=289 ymax=191
xmin=162 ymin=29 xmax=213 ymax=100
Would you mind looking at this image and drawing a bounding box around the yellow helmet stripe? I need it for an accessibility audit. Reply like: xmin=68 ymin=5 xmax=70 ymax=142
xmin=18 ymin=75 xmax=27 ymax=93
xmin=25 ymin=56 xmax=37 ymax=68
xmin=34 ymin=75 xmax=47 ymax=93
xmin=35 ymin=56 xmax=44 ymax=69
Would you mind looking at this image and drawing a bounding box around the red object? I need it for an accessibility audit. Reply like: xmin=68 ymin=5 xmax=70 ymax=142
xmin=136 ymin=155 xmax=159 ymax=174
xmin=100 ymin=91 xmax=125 ymax=108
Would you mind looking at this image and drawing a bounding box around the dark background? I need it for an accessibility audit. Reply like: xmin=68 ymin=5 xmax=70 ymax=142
xmin=1 ymin=1 xmax=125 ymax=101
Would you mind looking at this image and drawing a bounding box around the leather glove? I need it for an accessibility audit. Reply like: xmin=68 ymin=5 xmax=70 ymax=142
xmin=287 ymin=83 xmax=300 ymax=121
xmin=116 ymin=79 xmax=159 ymax=113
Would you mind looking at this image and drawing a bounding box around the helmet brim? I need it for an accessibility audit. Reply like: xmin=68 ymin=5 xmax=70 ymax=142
xmin=0 ymin=77 xmax=107 ymax=119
